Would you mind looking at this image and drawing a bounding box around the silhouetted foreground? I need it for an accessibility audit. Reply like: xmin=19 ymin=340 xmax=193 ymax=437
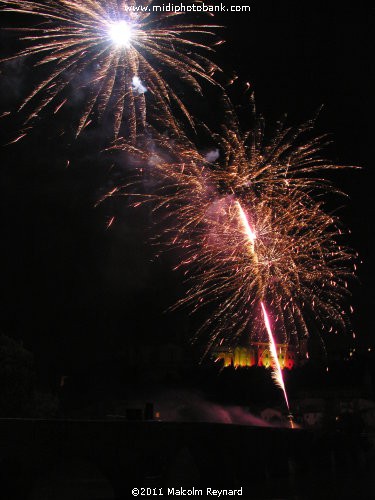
xmin=0 ymin=419 xmax=373 ymax=499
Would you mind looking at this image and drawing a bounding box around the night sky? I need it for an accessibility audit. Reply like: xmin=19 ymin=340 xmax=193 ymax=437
xmin=0 ymin=1 xmax=373 ymax=392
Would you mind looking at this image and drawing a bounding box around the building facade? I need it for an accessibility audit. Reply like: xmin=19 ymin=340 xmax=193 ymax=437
xmin=215 ymin=341 xmax=306 ymax=369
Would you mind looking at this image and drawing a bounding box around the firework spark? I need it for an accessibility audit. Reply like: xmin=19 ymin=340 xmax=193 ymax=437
xmin=1 ymin=0 xmax=221 ymax=140
xmin=113 ymin=102 xmax=356 ymax=356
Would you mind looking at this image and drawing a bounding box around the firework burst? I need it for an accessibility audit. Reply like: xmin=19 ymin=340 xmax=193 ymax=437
xmin=1 ymin=0 xmax=221 ymax=140
xmin=113 ymin=103 xmax=357 ymax=356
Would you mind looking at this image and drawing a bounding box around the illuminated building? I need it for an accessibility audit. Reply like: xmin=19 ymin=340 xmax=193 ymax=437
xmin=215 ymin=341 xmax=307 ymax=369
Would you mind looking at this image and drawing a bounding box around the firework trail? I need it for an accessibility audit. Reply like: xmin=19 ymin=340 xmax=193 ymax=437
xmin=237 ymin=197 xmax=290 ymax=411
xmin=236 ymin=200 xmax=256 ymax=250
xmin=0 ymin=0 xmax=221 ymax=140
xmin=261 ymin=301 xmax=290 ymax=411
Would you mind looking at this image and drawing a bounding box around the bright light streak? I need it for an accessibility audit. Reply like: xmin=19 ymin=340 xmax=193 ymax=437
xmin=236 ymin=200 xmax=256 ymax=245
xmin=236 ymin=200 xmax=290 ymax=412
xmin=261 ymin=301 xmax=290 ymax=412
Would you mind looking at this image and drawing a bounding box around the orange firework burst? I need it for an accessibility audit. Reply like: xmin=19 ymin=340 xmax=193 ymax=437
xmin=113 ymin=102 xmax=357 ymax=355
xmin=1 ymin=0 xmax=221 ymax=140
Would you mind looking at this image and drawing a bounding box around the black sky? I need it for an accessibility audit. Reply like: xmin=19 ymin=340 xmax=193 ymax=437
xmin=0 ymin=1 xmax=373 ymax=387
